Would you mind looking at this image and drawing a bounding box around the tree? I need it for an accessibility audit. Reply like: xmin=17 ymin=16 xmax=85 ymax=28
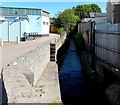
xmin=55 ymin=9 xmax=79 ymax=33
xmin=74 ymin=4 xmax=102 ymax=19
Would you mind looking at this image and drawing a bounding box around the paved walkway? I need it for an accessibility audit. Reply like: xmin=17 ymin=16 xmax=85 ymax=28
xmin=35 ymin=62 xmax=61 ymax=103
xmin=1 ymin=34 xmax=60 ymax=69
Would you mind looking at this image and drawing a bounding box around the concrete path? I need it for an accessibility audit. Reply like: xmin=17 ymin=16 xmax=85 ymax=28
xmin=35 ymin=62 xmax=61 ymax=103
xmin=1 ymin=34 xmax=60 ymax=68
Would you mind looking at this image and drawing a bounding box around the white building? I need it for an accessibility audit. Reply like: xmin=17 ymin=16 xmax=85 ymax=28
xmin=0 ymin=7 xmax=50 ymax=42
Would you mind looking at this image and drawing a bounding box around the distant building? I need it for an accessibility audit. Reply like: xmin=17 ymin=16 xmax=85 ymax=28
xmin=81 ymin=12 xmax=107 ymax=23
xmin=0 ymin=7 xmax=50 ymax=42
xmin=89 ymin=12 xmax=107 ymax=18
xmin=107 ymin=0 xmax=120 ymax=23
xmin=50 ymin=19 xmax=57 ymax=33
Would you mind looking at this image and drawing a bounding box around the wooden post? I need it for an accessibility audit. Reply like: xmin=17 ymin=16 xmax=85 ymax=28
xmin=0 ymin=38 xmax=3 ymax=46
xmin=90 ymin=22 xmax=93 ymax=53
xmin=91 ymin=22 xmax=96 ymax=70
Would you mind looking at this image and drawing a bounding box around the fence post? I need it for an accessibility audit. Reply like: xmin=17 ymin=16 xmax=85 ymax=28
xmin=91 ymin=22 xmax=96 ymax=70
xmin=17 ymin=36 xmax=20 ymax=44
xmin=0 ymin=38 xmax=3 ymax=46
xmin=90 ymin=22 xmax=93 ymax=53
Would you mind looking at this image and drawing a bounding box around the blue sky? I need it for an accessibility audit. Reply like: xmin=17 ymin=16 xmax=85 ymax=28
xmin=2 ymin=2 xmax=107 ymax=17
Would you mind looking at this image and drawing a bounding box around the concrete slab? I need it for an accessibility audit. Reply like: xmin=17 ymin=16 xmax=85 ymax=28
xmin=35 ymin=62 xmax=61 ymax=103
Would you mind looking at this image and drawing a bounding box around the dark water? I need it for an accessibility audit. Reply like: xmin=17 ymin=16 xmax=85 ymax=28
xmin=59 ymin=39 xmax=109 ymax=105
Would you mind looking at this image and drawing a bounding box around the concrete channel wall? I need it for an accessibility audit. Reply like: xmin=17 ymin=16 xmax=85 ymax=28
xmin=17 ymin=42 xmax=51 ymax=85
xmin=1 ymin=34 xmax=66 ymax=103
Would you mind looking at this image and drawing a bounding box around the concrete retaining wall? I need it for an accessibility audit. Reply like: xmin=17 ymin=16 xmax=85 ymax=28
xmin=18 ymin=42 xmax=50 ymax=85
xmin=1 ymin=34 xmax=66 ymax=103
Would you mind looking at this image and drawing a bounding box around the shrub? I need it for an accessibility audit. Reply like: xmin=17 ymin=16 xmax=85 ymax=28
xmin=57 ymin=27 xmax=65 ymax=34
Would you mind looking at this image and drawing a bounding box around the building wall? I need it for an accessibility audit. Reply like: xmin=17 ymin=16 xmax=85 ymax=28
xmin=28 ymin=15 xmax=42 ymax=34
xmin=113 ymin=5 xmax=120 ymax=23
xmin=28 ymin=15 xmax=49 ymax=35
xmin=107 ymin=0 xmax=120 ymax=23
xmin=106 ymin=1 xmax=114 ymax=23
xmin=20 ymin=18 xmax=29 ymax=38
xmin=0 ymin=7 xmax=50 ymax=42
xmin=0 ymin=21 xmax=9 ymax=42
xmin=41 ymin=16 xmax=50 ymax=35
xmin=0 ymin=17 xmax=28 ymax=42
xmin=0 ymin=15 xmax=50 ymax=42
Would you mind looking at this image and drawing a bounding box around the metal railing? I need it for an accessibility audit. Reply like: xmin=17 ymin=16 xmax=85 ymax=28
xmin=25 ymin=32 xmax=42 ymax=40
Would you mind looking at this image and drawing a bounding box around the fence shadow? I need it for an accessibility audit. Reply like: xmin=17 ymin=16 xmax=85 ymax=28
xmin=1 ymin=70 xmax=8 ymax=105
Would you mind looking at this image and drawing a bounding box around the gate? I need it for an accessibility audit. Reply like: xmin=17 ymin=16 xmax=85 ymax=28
xmin=0 ymin=21 xmax=20 ymax=42
xmin=0 ymin=21 xmax=9 ymax=42
xmin=9 ymin=21 xmax=20 ymax=42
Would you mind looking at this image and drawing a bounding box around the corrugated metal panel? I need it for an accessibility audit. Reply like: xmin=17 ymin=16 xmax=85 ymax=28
xmin=2 ymin=21 xmax=9 ymax=42
xmin=0 ymin=20 xmax=24 ymax=42
xmin=0 ymin=21 xmax=2 ymax=38
xmin=9 ymin=21 xmax=20 ymax=42
xmin=20 ymin=18 xmax=28 ymax=38
xmin=0 ymin=17 xmax=29 ymax=42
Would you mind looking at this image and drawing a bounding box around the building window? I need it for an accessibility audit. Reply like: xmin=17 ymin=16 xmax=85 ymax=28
xmin=46 ymin=22 xmax=49 ymax=25
xmin=43 ymin=22 xmax=46 ymax=25
xmin=43 ymin=22 xmax=49 ymax=25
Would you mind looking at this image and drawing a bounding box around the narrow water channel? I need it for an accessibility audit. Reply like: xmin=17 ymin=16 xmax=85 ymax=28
xmin=59 ymin=39 xmax=88 ymax=105
xmin=59 ymin=39 xmax=109 ymax=105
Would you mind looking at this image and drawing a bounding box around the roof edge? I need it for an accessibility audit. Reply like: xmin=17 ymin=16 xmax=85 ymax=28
xmin=0 ymin=6 xmax=50 ymax=14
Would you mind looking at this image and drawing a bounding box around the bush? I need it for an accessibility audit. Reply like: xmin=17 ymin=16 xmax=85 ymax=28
xmin=57 ymin=27 xmax=65 ymax=34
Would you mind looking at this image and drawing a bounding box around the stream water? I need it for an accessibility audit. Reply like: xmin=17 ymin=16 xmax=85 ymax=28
xmin=59 ymin=39 xmax=109 ymax=105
